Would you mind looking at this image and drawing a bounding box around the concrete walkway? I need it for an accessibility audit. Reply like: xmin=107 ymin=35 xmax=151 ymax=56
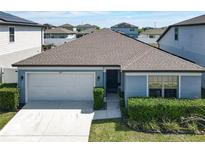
xmin=93 ymin=93 xmax=121 ymax=120
xmin=0 ymin=94 xmax=121 ymax=142
xmin=0 ymin=101 xmax=94 ymax=142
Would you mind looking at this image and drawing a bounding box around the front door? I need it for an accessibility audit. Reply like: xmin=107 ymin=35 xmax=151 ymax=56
xmin=106 ymin=70 xmax=118 ymax=93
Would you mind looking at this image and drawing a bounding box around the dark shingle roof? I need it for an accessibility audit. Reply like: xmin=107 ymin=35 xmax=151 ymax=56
xmin=45 ymin=27 xmax=76 ymax=34
xmin=111 ymin=22 xmax=138 ymax=28
xmin=13 ymin=29 xmax=204 ymax=72
xmin=60 ymin=24 xmax=74 ymax=28
xmin=0 ymin=11 xmax=43 ymax=27
xmin=174 ymin=14 xmax=205 ymax=26
xmin=76 ymin=24 xmax=97 ymax=28
xmin=157 ymin=14 xmax=205 ymax=42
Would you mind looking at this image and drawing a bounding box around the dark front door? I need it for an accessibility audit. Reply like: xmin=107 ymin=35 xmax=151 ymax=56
xmin=106 ymin=70 xmax=118 ymax=93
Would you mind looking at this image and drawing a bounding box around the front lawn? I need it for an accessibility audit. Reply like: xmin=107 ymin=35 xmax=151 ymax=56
xmin=0 ymin=112 xmax=16 ymax=130
xmin=89 ymin=119 xmax=205 ymax=142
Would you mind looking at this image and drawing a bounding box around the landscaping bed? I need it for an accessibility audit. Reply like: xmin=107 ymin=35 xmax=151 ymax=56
xmin=127 ymin=98 xmax=205 ymax=135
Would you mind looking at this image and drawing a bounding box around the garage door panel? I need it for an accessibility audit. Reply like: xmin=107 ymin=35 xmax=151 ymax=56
xmin=27 ymin=72 xmax=95 ymax=102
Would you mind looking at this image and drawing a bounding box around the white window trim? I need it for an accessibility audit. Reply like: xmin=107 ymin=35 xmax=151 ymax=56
xmin=8 ymin=26 xmax=15 ymax=43
xmin=24 ymin=71 xmax=96 ymax=103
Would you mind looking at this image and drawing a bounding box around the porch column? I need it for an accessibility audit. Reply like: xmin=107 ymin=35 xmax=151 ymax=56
xmin=103 ymin=69 xmax=107 ymax=97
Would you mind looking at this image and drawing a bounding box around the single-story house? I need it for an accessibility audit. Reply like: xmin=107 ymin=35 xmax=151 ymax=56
xmin=13 ymin=29 xmax=204 ymax=106
xmin=138 ymin=27 xmax=166 ymax=45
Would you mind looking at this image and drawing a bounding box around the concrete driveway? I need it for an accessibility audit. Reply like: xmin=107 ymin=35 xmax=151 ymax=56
xmin=0 ymin=101 xmax=94 ymax=142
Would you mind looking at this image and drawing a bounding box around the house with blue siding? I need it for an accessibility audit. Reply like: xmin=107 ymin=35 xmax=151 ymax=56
xmin=13 ymin=29 xmax=204 ymax=106
xmin=157 ymin=14 xmax=205 ymax=88
xmin=111 ymin=22 xmax=138 ymax=38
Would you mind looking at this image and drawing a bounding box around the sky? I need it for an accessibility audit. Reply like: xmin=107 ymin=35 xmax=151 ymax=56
xmin=8 ymin=11 xmax=205 ymax=28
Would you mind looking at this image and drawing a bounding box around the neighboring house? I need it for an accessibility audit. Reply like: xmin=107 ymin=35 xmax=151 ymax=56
xmin=44 ymin=27 xmax=76 ymax=46
xmin=76 ymin=24 xmax=98 ymax=32
xmin=138 ymin=27 xmax=166 ymax=45
xmin=60 ymin=23 xmax=74 ymax=31
xmin=13 ymin=29 xmax=204 ymax=106
xmin=43 ymin=23 xmax=56 ymax=30
xmin=111 ymin=22 xmax=138 ymax=38
xmin=157 ymin=14 xmax=205 ymax=88
xmin=0 ymin=11 xmax=43 ymax=83
xmin=76 ymin=28 xmax=97 ymax=38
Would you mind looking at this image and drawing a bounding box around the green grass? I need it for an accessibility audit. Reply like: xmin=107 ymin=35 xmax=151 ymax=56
xmin=0 ymin=112 xmax=16 ymax=130
xmin=89 ymin=119 xmax=205 ymax=142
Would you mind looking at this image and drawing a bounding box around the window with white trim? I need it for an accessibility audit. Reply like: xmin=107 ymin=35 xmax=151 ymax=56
xmin=149 ymin=75 xmax=178 ymax=98
xmin=9 ymin=27 xmax=15 ymax=42
xmin=174 ymin=27 xmax=178 ymax=41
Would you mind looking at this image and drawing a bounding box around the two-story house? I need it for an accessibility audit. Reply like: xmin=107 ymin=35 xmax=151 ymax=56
xmin=0 ymin=11 xmax=43 ymax=83
xmin=157 ymin=14 xmax=205 ymax=88
xmin=44 ymin=27 xmax=76 ymax=46
xmin=111 ymin=22 xmax=138 ymax=38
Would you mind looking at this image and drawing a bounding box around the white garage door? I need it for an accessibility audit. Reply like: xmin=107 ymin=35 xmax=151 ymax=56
xmin=26 ymin=72 xmax=95 ymax=102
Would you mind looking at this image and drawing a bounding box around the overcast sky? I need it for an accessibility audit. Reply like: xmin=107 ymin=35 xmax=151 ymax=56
xmin=8 ymin=11 xmax=205 ymax=28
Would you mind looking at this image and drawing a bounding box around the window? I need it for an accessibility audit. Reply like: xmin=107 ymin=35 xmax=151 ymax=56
xmin=9 ymin=27 xmax=15 ymax=42
xmin=149 ymin=35 xmax=155 ymax=38
xmin=174 ymin=27 xmax=178 ymax=41
xmin=149 ymin=76 xmax=178 ymax=98
xmin=130 ymin=28 xmax=135 ymax=32
xmin=44 ymin=34 xmax=50 ymax=38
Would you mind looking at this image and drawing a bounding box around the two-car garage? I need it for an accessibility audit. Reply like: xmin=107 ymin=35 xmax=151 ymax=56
xmin=25 ymin=72 xmax=95 ymax=103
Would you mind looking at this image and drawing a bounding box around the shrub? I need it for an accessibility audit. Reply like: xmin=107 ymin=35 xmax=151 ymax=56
xmin=0 ymin=84 xmax=19 ymax=111
xmin=93 ymin=87 xmax=104 ymax=110
xmin=128 ymin=98 xmax=205 ymax=123
xmin=161 ymin=121 xmax=182 ymax=133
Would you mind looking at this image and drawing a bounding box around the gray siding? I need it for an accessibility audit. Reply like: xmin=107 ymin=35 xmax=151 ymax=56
xmin=181 ymin=76 xmax=201 ymax=98
xmin=18 ymin=69 xmax=104 ymax=104
xmin=124 ymin=75 xmax=147 ymax=106
xmin=159 ymin=25 xmax=205 ymax=88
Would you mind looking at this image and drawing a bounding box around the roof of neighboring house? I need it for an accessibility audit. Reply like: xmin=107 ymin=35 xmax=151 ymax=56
xmin=76 ymin=24 xmax=97 ymax=28
xmin=0 ymin=11 xmax=43 ymax=27
xmin=78 ymin=28 xmax=97 ymax=34
xmin=157 ymin=14 xmax=205 ymax=42
xmin=44 ymin=27 xmax=76 ymax=34
xmin=111 ymin=22 xmax=138 ymax=28
xmin=141 ymin=28 xmax=166 ymax=35
xmin=13 ymin=29 xmax=204 ymax=72
xmin=60 ymin=24 xmax=74 ymax=28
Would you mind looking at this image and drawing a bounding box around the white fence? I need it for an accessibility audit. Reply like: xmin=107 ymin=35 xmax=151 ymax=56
xmin=0 ymin=67 xmax=17 ymax=83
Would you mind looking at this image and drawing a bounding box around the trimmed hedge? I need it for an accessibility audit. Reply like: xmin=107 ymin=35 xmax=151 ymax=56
xmin=93 ymin=87 xmax=104 ymax=110
xmin=0 ymin=83 xmax=19 ymax=111
xmin=128 ymin=98 xmax=205 ymax=123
